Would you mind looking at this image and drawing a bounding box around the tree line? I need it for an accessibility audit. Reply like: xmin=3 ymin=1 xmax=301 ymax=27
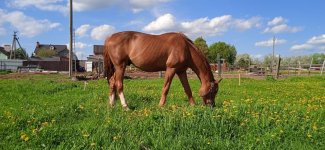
xmin=193 ymin=37 xmax=325 ymax=69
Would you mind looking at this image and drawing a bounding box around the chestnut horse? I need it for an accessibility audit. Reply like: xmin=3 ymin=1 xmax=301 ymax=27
xmin=104 ymin=31 xmax=221 ymax=109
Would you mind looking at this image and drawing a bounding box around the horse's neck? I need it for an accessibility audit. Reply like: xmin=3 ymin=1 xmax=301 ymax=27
xmin=189 ymin=50 xmax=213 ymax=86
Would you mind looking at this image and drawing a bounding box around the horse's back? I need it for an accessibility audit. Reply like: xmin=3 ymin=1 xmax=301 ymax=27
xmin=104 ymin=31 xmax=191 ymax=71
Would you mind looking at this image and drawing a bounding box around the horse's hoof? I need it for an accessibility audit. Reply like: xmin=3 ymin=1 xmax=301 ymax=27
xmin=122 ymin=106 xmax=130 ymax=111
xmin=189 ymin=102 xmax=195 ymax=106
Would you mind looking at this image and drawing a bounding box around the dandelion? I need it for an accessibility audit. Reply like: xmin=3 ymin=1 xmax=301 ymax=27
xmin=20 ymin=133 xmax=29 ymax=142
xmin=113 ymin=135 xmax=120 ymax=141
xmin=79 ymin=104 xmax=84 ymax=110
xmin=312 ymin=123 xmax=318 ymax=131
xmin=42 ymin=121 xmax=49 ymax=126
xmin=32 ymin=128 xmax=38 ymax=135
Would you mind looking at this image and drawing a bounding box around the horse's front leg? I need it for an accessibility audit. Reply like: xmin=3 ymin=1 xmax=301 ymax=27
xmin=115 ymin=66 xmax=129 ymax=110
xmin=159 ymin=68 xmax=176 ymax=107
xmin=177 ymin=71 xmax=195 ymax=106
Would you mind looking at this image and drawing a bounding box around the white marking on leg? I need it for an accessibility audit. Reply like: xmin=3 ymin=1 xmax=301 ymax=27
xmin=109 ymin=94 xmax=115 ymax=106
xmin=118 ymin=92 xmax=128 ymax=107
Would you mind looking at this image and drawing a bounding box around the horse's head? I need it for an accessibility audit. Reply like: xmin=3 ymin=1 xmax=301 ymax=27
xmin=200 ymin=78 xmax=222 ymax=107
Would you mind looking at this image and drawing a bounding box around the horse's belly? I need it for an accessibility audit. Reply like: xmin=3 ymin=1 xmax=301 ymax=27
xmin=130 ymin=57 xmax=167 ymax=72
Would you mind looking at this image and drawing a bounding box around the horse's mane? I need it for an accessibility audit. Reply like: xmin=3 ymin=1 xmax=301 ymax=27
xmin=178 ymin=33 xmax=215 ymax=81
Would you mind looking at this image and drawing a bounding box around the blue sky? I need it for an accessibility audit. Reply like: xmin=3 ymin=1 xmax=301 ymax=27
xmin=1 ymin=0 xmax=325 ymax=60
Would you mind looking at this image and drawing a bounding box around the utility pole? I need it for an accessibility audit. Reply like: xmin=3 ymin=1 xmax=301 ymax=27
xmin=69 ymin=0 xmax=73 ymax=77
xmin=10 ymin=31 xmax=17 ymax=59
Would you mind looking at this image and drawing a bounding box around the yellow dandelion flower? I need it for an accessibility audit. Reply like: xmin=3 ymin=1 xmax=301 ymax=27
xmin=32 ymin=128 xmax=38 ymax=134
xmin=42 ymin=121 xmax=49 ymax=126
xmin=113 ymin=136 xmax=120 ymax=141
xmin=20 ymin=133 xmax=29 ymax=142
xmin=312 ymin=123 xmax=318 ymax=131
xmin=79 ymin=104 xmax=84 ymax=109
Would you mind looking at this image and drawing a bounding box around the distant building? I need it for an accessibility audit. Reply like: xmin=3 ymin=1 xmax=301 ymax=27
xmin=3 ymin=45 xmax=11 ymax=52
xmin=33 ymin=42 xmax=78 ymax=60
xmin=86 ymin=45 xmax=104 ymax=73
xmin=0 ymin=46 xmax=9 ymax=59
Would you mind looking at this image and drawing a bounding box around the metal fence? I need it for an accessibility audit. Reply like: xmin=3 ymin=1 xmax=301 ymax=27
xmin=0 ymin=59 xmax=25 ymax=71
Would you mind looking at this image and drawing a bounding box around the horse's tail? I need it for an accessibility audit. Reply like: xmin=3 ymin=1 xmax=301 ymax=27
xmin=104 ymin=38 xmax=115 ymax=79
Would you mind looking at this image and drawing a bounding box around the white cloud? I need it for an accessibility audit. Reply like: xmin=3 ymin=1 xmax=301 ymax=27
xmin=6 ymin=0 xmax=171 ymax=13
xmin=91 ymin=25 xmax=115 ymax=40
xmin=290 ymin=44 xmax=314 ymax=51
xmin=73 ymin=0 xmax=170 ymax=12
xmin=264 ymin=16 xmax=302 ymax=34
xmin=307 ymin=34 xmax=325 ymax=45
xmin=7 ymin=0 xmax=67 ymax=14
xmin=75 ymin=51 xmax=87 ymax=60
xmin=255 ymin=38 xmax=287 ymax=47
xmin=142 ymin=13 xmax=261 ymax=38
xmin=267 ymin=16 xmax=286 ymax=26
xmin=75 ymin=24 xmax=91 ymax=37
xmin=143 ymin=13 xmax=176 ymax=32
xmin=75 ymin=42 xmax=91 ymax=49
xmin=233 ymin=17 xmax=261 ymax=31
xmin=180 ymin=15 xmax=233 ymax=38
xmin=73 ymin=0 xmax=116 ymax=11
xmin=129 ymin=0 xmax=170 ymax=12
xmin=290 ymin=34 xmax=325 ymax=51
xmin=0 ymin=9 xmax=60 ymax=37
xmin=264 ymin=24 xmax=302 ymax=34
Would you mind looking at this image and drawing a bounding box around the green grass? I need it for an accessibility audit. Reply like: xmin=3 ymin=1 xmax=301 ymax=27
xmin=0 ymin=74 xmax=324 ymax=149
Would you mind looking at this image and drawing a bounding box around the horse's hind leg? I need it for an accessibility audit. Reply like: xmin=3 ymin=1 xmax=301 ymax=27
xmin=177 ymin=71 xmax=195 ymax=106
xmin=115 ymin=65 xmax=129 ymax=110
xmin=108 ymin=74 xmax=116 ymax=107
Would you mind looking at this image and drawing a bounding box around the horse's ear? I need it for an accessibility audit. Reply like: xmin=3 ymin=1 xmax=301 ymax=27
xmin=215 ymin=78 xmax=223 ymax=84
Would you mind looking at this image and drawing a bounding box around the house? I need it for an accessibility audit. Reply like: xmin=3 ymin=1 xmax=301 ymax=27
xmin=33 ymin=42 xmax=77 ymax=59
xmin=86 ymin=45 xmax=104 ymax=73
xmin=0 ymin=46 xmax=9 ymax=59
xmin=22 ymin=42 xmax=79 ymax=71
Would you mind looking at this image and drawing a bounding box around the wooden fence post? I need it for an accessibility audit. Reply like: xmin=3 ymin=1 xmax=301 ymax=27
xmin=238 ymin=72 xmax=241 ymax=86
xmin=321 ymin=60 xmax=325 ymax=75
xmin=309 ymin=57 xmax=313 ymax=76
xmin=276 ymin=55 xmax=281 ymax=79
xmin=298 ymin=61 xmax=301 ymax=76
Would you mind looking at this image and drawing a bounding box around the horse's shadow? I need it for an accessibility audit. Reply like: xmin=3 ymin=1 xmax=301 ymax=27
xmin=126 ymin=94 xmax=157 ymax=110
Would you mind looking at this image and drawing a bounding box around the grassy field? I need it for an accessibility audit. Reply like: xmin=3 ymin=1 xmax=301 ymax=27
xmin=0 ymin=74 xmax=324 ymax=149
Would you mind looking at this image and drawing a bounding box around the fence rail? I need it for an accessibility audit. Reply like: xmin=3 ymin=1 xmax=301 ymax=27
xmin=0 ymin=59 xmax=25 ymax=71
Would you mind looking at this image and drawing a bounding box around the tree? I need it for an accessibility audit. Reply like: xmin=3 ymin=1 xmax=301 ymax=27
xmin=208 ymin=42 xmax=237 ymax=65
xmin=194 ymin=37 xmax=209 ymax=57
xmin=14 ymin=48 xmax=29 ymax=59
xmin=235 ymin=53 xmax=251 ymax=69
xmin=36 ymin=47 xmax=57 ymax=57
xmin=311 ymin=53 xmax=325 ymax=64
